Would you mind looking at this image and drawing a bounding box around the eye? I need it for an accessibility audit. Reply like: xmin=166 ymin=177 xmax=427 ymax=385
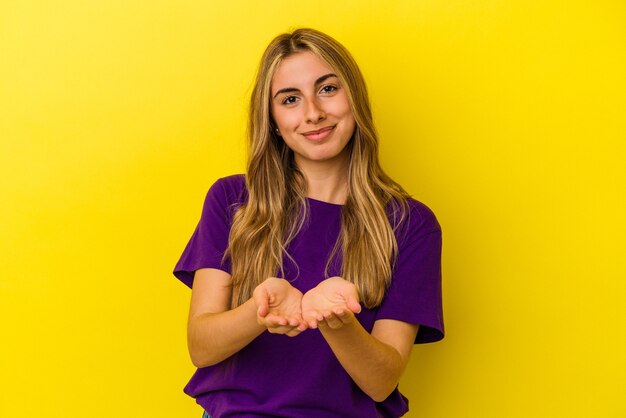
xmin=320 ymin=84 xmax=338 ymax=95
xmin=281 ymin=95 xmax=299 ymax=105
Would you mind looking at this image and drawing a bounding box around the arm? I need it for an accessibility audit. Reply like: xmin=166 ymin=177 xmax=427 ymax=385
xmin=187 ymin=268 xmax=307 ymax=368
xmin=302 ymin=277 xmax=418 ymax=401
xmin=187 ymin=268 xmax=263 ymax=368
xmin=320 ymin=315 xmax=418 ymax=402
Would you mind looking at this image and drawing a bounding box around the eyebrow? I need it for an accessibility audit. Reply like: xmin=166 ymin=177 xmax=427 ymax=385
xmin=272 ymin=73 xmax=338 ymax=99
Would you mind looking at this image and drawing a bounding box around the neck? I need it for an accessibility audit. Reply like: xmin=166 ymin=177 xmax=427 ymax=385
xmin=296 ymin=154 xmax=349 ymax=205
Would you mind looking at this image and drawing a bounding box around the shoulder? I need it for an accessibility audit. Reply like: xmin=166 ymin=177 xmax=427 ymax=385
xmin=198 ymin=174 xmax=248 ymax=223
xmin=406 ymin=197 xmax=441 ymax=234
xmin=210 ymin=174 xmax=248 ymax=198
xmin=392 ymin=197 xmax=441 ymax=246
xmin=205 ymin=174 xmax=249 ymax=207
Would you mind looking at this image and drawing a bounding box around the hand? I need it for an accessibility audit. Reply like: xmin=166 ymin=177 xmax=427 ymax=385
xmin=253 ymin=277 xmax=307 ymax=337
xmin=301 ymin=276 xmax=362 ymax=330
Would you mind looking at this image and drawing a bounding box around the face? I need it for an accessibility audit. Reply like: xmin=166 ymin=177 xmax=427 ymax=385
xmin=270 ymin=51 xmax=356 ymax=170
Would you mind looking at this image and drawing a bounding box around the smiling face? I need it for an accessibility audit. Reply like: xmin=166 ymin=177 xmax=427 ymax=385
xmin=270 ymin=51 xmax=356 ymax=172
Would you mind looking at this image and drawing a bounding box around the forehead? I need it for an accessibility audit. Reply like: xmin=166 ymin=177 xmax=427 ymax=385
xmin=271 ymin=51 xmax=335 ymax=91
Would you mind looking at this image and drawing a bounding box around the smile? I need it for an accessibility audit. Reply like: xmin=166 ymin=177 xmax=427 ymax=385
xmin=301 ymin=126 xmax=335 ymax=141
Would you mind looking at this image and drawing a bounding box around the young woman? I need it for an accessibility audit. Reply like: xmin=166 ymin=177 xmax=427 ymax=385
xmin=174 ymin=28 xmax=444 ymax=418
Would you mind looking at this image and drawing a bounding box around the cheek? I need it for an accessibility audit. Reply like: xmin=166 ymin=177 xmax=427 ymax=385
xmin=345 ymin=117 xmax=356 ymax=139
xmin=328 ymin=95 xmax=354 ymax=120
xmin=337 ymin=104 xmax=356 ymax=129
xmin=273 ymin=109 xmax=299 ymax=130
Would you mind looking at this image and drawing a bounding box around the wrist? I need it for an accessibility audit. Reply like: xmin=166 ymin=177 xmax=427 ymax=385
xmin=241 ymin=297 xmax=267 ymax=331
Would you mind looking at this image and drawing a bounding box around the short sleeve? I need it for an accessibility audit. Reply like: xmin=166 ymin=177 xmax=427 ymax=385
xmin=173 ymin=175 xmax=246 ymax=288
xmin=376 ymin=200 xmax=444 ymax=344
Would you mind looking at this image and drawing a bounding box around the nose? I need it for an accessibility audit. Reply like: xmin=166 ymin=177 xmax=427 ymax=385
xmin=304 ymin=97 xmax=326 ymax=124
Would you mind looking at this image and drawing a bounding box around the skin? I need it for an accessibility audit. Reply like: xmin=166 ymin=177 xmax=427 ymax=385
xmin=187 ymin=51 xmax=419 ymax=402
xmin=271 ymin=51 xmax=355 ymax=204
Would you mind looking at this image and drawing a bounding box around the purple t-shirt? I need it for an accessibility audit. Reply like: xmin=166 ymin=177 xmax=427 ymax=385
xmin=174 ymin=175 xmax=443 ymax=418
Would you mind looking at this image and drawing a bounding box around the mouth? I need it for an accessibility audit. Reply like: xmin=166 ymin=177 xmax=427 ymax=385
xmin=301 ymin=126 xmax=335 ymax=141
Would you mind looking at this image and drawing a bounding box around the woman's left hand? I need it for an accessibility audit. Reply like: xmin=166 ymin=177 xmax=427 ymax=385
xmin=301 ymin=276 xmax=362 ymax=330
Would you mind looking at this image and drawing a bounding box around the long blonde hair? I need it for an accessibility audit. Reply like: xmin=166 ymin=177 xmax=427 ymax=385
xmin=226 ymin=28 xmax=410 ymax=308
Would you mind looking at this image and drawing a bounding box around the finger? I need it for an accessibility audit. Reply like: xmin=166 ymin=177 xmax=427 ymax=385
xmin=333 ymin=307 xmax=345 ymax=316
xmin=287 ymin=316 xmax=303 ymax=327
xmin=312 ymin=311 xmax=325 ymax=328
xmin=346 ymin=296 xmax=361 ymax=314
xmin=334 ymin=308 xmax=354 ymax=324
xmin=319 ymin=317 xmax=341 ymax=330
xmin=263 ymin=318 xmax=297 ymax=334
xmin=302 ymin=308 xmax=324 ymax=329
xmin=285 ymin=327 xmax=304 ymax=337
xmin=322 ymin=311 xmax=341 ymax=328
xmin=264 ymin=314 xmax=288 ymax=327
xmin=267 ymin=325 xmax=296 ymax=334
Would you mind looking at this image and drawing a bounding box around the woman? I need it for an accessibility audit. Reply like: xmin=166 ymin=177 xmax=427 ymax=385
xmin=174 ymin=28 xmax=444 ymax=418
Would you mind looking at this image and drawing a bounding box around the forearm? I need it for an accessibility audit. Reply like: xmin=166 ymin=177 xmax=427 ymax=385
xmin=188 ymin=298 xmax=265 ymax=367
xmin=319 ymin=321 xmax=405 ymax=402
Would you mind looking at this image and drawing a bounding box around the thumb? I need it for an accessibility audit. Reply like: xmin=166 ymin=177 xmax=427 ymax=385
xmin=254 ymin=287 xmax=270 ymax=317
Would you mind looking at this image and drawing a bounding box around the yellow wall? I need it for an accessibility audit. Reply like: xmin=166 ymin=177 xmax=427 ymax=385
xmin=1 ymin=1 xmax=625 ymax=417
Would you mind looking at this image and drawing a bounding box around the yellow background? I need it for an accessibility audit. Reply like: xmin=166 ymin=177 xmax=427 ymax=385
xmin=1 ymin=1 xmax=625 ymax=417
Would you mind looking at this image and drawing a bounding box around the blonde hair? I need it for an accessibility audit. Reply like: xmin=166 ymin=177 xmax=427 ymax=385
xmin=226 ymin=28 xmax=410 ymax=308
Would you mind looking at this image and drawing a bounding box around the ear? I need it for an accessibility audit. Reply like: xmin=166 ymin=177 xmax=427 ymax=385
xmin=269 ymin=119 xmax=281 ymax=137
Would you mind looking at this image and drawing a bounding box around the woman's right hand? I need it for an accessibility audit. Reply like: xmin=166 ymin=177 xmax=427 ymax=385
xmin=253 ymin=278 xmax=307 ymax=337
